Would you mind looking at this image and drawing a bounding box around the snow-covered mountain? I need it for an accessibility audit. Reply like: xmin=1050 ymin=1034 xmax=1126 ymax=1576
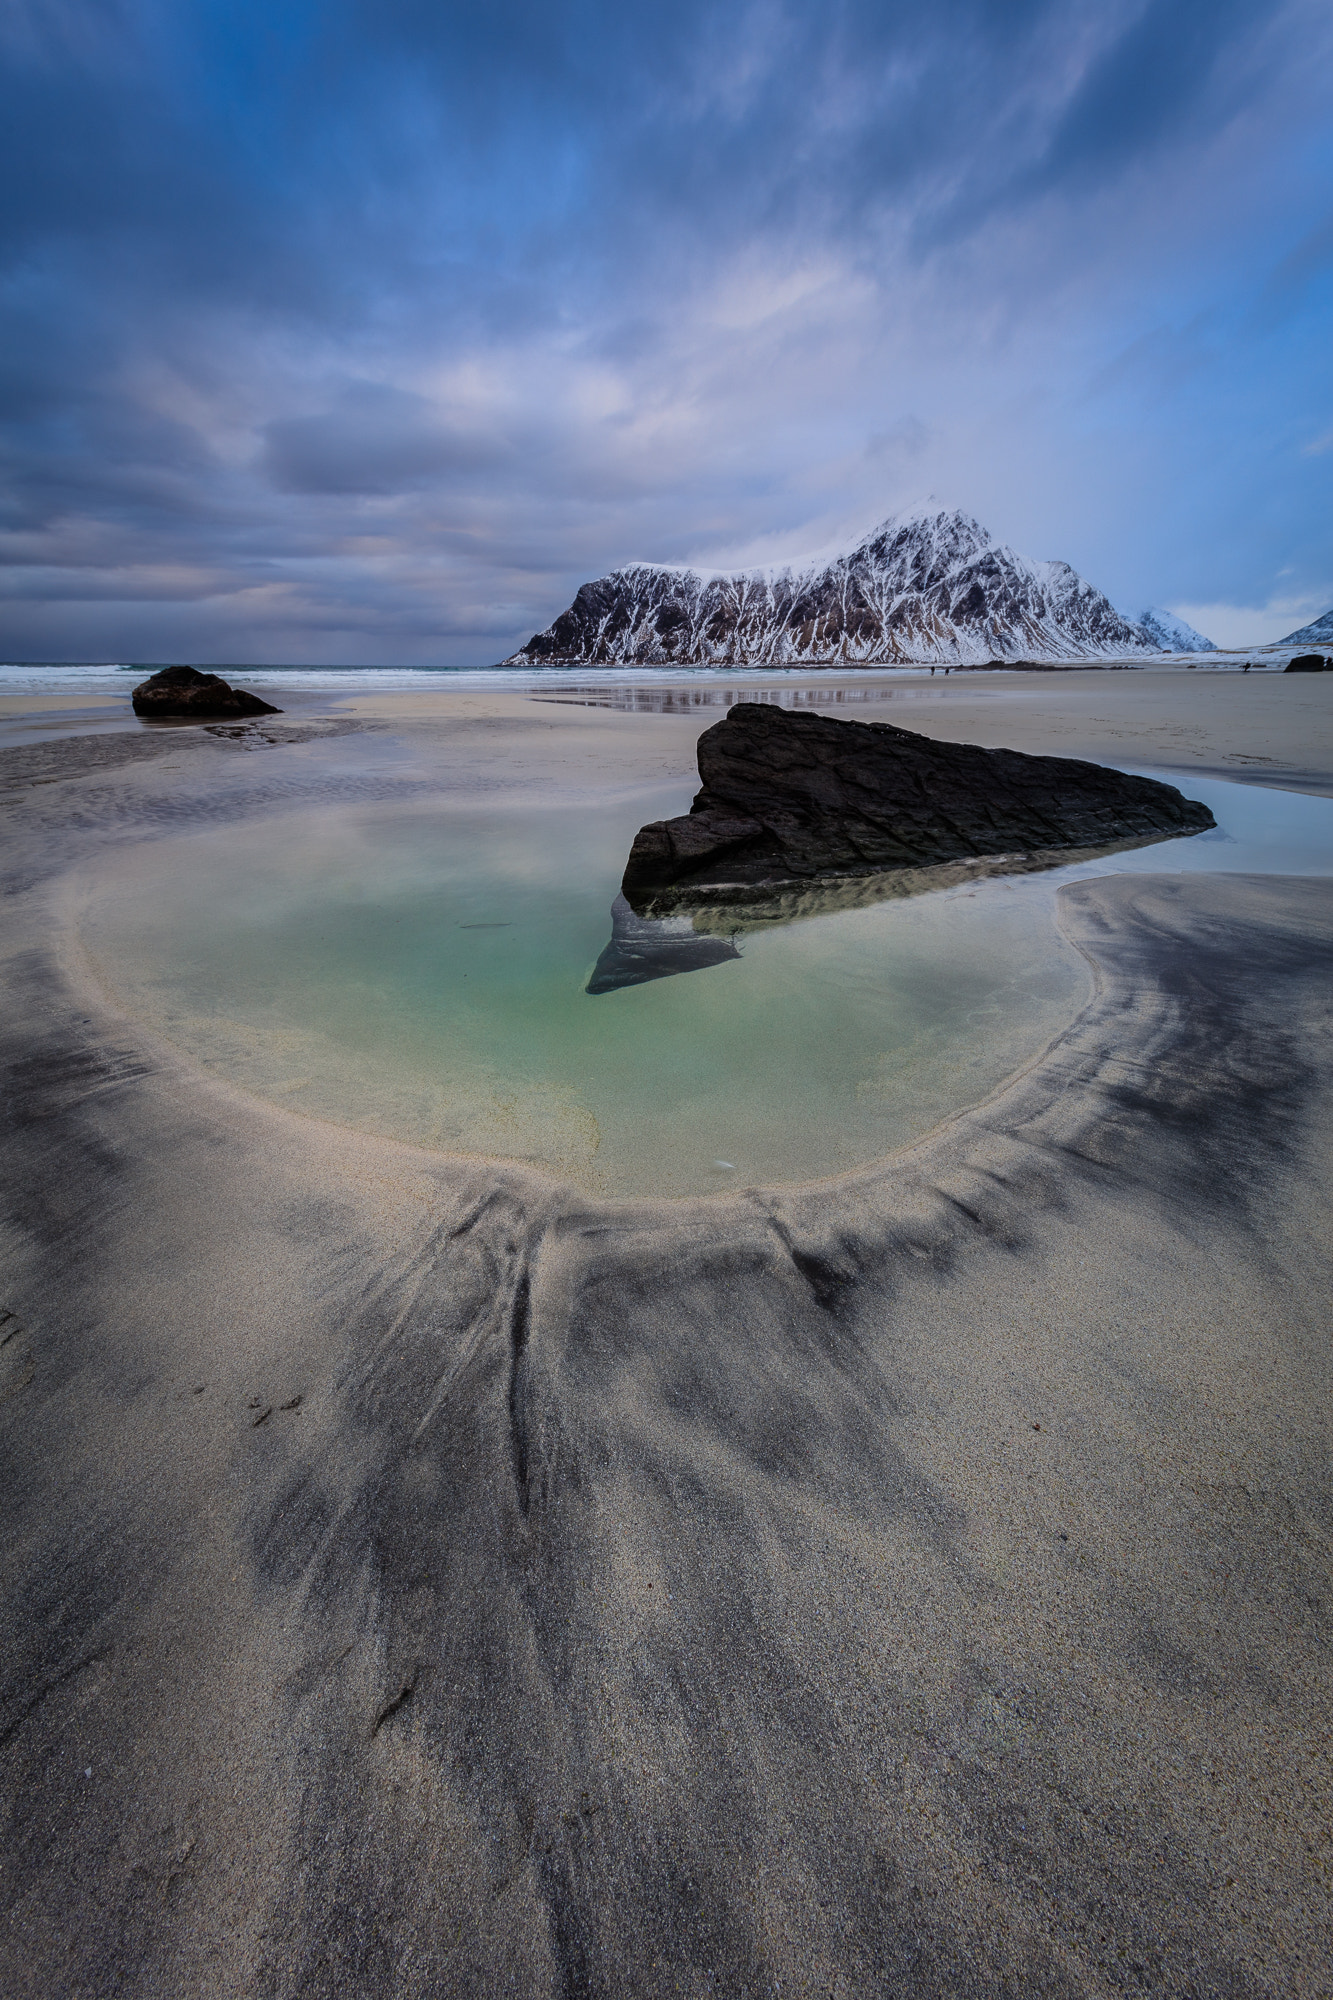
xmin=1132 ymin=607 xmax=1216 ymax=653
xmin=1277 ymin=607 xmax=1333 ymax=648
xmin=504 ymin=508 xmax=1164 ymax=666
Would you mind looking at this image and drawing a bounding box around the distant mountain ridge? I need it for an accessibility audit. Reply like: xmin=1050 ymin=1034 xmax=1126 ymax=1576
xmin=1132 ymin=607 xmax=1216 ymax=654
xmin=504 ymin=508 xmax=1182 ymax=666
xmin=1277 ymin=607 xmax=1333 ymax=648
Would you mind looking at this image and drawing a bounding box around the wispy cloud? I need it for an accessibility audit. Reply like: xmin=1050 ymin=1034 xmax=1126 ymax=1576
xmin=0 ymin=0 xmax=1330 ymax=661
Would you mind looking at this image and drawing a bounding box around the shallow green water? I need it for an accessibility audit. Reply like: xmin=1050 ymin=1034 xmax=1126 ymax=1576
xmin=81 ymin=788 xmax=1093 ymax=1195
xmin=81 ymin=768 xmax=1333 ymax=1197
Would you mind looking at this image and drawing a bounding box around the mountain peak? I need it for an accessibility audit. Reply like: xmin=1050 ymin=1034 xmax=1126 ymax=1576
xmin=853 ymin=502 xmax=990 ymax=557
xmin=864 ymin=497 xmax=983 ymax=536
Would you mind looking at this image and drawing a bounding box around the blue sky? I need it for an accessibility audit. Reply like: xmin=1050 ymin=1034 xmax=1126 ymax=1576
xmin=1 ymin=0 xmax=1330 ymax=662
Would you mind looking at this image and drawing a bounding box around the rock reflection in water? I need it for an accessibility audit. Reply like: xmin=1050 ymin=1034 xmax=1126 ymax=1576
xmin=532 ymin=682 xmax=897 ymax=715
xmin=585 ymin=850 xmax=1111 ymax=996
xmin=585 ymin=894 xmax=741 ymax=994
xmin=624 ymin=834 xmax=1211 ymax=931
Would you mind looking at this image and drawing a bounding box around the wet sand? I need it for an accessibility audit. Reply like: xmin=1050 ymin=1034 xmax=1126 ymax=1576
xmin=339 ymin=665 xmax=1333 ymax=798
xmin=1 ymin=682 xmax=1331 ymax=1996
xmin=838 ymin=667 xmax=1333 ymax=799
xmin=0 ymin=694 xmax=123 ymax=716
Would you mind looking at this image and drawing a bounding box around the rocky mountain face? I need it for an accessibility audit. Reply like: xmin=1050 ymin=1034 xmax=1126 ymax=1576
xmin=621 ymin=704 xmax=1216 ymax=910
xmin=505 ymin=508 xmax=1165 ymax=666
xmin=1133 ymin=607 xmax=1215 ymax=653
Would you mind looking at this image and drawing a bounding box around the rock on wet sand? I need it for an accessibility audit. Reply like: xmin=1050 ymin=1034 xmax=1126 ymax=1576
xmin=622 ymin=701 xmax=1215 ymax=909
xmin=131 ymin=665 xmax=281 ymax=719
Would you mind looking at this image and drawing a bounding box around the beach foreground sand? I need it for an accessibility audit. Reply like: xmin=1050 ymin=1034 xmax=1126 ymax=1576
xmin=1 ymin=682 xmax=1331 ymax=1996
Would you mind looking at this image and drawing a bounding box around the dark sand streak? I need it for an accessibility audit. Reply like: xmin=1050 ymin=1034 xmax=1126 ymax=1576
xmin=1 ymin=724 xmax=1330 ymax=1995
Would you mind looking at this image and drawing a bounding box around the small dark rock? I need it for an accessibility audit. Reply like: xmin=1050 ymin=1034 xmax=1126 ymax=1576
xmin=131 ymin=665 xmax=281 ymax=718
xmin=1285 ymin=654 xmax=1329 ymax=673
xmin=622 ymin=703 xmax=1215 ymax=910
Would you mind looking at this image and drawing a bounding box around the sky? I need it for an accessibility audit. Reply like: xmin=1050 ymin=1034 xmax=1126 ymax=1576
xmin=1 ymin=0 xmax=1331 ymax=664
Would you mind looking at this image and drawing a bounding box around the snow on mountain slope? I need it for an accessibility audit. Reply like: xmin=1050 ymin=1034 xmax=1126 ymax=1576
xmin=504 ymin=508 xmax=1161 ymax=666
xmin=1277 ymin=607 xmax=1333 ymax=648
xmin=1132 ymin=607 xmax=1216 ymax=653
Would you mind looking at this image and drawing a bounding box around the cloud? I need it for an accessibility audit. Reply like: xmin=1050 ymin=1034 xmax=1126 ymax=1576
xmin=0 ymin=0 xmax=1331 ymax=661
xmin=864 ymin=418 xmax=929 ymax=463
xmin=1169 ymin=593 xmax=1333 ymax=650
xmin=261 ymin=384 xmax=505 ymax=494
xmin=1031 ymin=0 xmax=1261 ymax=187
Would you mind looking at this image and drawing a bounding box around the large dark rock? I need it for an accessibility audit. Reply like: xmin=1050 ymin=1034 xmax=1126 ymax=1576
xmin=622 ymin=703 xmax=1215 ymax=910
xmin=131 ymin=665 xmax=281 ymax=718
xmin=1285 ymin=653 xmax=1329 ymax=673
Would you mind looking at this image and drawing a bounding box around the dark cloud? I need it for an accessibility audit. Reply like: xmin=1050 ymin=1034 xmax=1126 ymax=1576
xmin=1033 ymin=0 xmax=1267 ymax=184
xmin=0 ymin=0 xmax=1329 ymax=660
xmin=865 ymin=419 xmax=929 ymax=462
xmin=262 ymin=385 xmax=505 ymax=494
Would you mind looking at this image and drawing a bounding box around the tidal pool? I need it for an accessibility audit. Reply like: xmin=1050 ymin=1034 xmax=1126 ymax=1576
xmin=77 ymin=772 xmax=1333 ymax=1198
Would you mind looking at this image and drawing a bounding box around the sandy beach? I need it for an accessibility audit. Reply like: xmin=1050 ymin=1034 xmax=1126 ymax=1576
xmin=2 ymin=668 xmax=1331 ymax=1996
xmin=335 ymin=664 xmax=1333 ymax=795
